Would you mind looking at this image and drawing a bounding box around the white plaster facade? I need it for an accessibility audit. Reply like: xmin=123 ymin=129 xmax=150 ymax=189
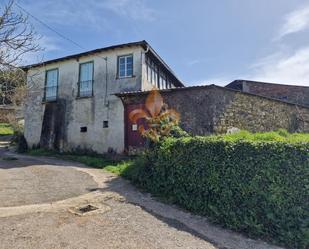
xmin=24 ymin=41 xmax=183 ymax=153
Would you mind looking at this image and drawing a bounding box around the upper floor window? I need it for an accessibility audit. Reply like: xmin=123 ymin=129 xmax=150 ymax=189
xmin=44 ymin=68 xmax=58 ymax=102
xmin=118 ymin=55 xmax=133 ymax=78
xmin=78 ymin=61 xmax=94 ymax=97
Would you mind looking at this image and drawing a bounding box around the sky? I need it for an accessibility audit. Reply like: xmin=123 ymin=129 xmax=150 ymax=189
xmin=8 ymin=0 xmax=309 ymax=86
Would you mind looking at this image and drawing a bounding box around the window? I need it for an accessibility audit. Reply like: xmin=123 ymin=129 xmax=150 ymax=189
xmin=118 ymin=55 xmax=133 ymax=78
xmin=146 ymin=61 xmax=150 ymax=82
xmin=103 ymin=121 xmax=109 ymax=128
xmin=80 ymin=126 xmax=87 ymax=132
xmin=159 ymin=73 xmax=167 ymax=89
xmin=44 ymin=69 xmax=58 ymax=102
xmin=78 ymin=61 xmax=94 ymax=97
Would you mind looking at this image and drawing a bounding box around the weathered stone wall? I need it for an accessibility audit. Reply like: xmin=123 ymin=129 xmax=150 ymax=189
xmin=120 ymin=85 xmax=309 ymax=139
xmin=214 ymin=90 xmax=309 ymax=133
xmin=227 ymin=80 xmax=309 ymax=107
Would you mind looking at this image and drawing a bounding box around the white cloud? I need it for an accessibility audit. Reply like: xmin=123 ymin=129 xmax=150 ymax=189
xmin=24 ymin=0 xmax=155 ymax=30
xmin=189 ymin=76 xmax=235 ymax=86
xmin=101 ymin=0 xmax=156 ymax=21
xmin=277 ymin=5 xmax=309 ymax=39
xmin=38 ymin=36 xmax=61 ymax=52
xmin=194 ymin=47 xmax=309 ymax=87
xmin=21 ymin=36 xmax=61 ymax=65
xmin=250 ymin=47 xmax=309 ymax=85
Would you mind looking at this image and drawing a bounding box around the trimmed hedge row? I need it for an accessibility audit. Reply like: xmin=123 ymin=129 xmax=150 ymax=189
xmin=129 ymin=137 xmax=309 ymax=249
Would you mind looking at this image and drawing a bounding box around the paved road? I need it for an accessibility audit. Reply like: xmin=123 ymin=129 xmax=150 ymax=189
xmin=0 ymin=155 xmax=97 ymax=207
xmin=0 ymin=144 xmax=284 ymax=249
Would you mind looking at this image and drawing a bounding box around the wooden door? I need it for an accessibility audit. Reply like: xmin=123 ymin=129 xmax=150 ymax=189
xmin=125 ymin=104 xmax=147 ymax=149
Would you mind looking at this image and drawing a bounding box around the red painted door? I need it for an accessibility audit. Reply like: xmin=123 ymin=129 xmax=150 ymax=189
xmin=125 ymin=104 xmax=148 ymax=149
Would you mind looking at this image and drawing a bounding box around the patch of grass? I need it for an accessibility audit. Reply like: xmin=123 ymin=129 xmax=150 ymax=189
xmin=104 ymin=161 xmax=133 ymax=175
xmin=2 ymin=156 xmax=18 ymax=161
xmin=27 ymin=148 xmax=56 ymax=157
xmin=214 ymin=129 xmax=309 ymax=143
xmin=0 ymin=123 xmax=14 ymax=136
xmin=27 ymin=148 xmax=132 ymax=172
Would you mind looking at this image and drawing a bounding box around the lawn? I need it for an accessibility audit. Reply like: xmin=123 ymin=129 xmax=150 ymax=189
xmin=0 ymin=123 xmax=14 ymax=136
xmin=215 ymin=128 xmax=309 ymax=143
xmin=27 ymin=148 xmax=133 ymax=173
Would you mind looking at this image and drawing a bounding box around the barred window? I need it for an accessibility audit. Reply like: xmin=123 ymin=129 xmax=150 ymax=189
xmin=78 ymin=61 xmax=94 ymax=97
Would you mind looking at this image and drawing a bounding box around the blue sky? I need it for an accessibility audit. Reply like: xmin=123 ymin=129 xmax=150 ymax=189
xmin=14 ymin=0 xmax=309 ymax=86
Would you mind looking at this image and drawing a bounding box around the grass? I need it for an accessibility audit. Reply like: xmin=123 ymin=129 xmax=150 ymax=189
xmin=27 ymin=148 xmax=132 ymax=173
xmin=0 ymin=123 xmax=14 ymax=136
xmin=213 ymin=129 xmax=309 ymax=143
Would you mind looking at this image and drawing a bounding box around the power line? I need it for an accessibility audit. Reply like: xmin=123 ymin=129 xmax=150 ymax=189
xmin=14 ymin=2 xmax=86 ymax=50
xmin=14 ymin=2 xmax=109 ymax=63
xmin=14 ymin=1 xmax=110 ymax=105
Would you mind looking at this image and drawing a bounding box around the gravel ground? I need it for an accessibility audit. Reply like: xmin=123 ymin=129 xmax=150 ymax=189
xmin=0 ymin=200 xmax=215 ymax=249
xmin=0 ymin=145 xmax=284 ymax=249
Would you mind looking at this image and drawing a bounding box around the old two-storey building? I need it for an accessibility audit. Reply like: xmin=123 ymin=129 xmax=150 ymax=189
xmin=23 ymin=41 xmax=184 ymax=153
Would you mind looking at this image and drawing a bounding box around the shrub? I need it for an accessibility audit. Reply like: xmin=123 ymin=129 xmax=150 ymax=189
xmin=169 ymin=125 xmax=190 ymax=138
xmin=130 ymin=136 xmax=309 ymax=249
xmin=0 ymin=123 xmax=14 ymax=136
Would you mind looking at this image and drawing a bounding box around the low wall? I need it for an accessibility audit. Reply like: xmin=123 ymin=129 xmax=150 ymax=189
xmin=0 ymin=105 xmax=23 ymax=122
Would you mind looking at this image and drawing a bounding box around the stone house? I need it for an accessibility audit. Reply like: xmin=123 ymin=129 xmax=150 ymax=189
xmin=22 ymin=41 xmax=183 ymax=153
xmin=23 ymin=40 xmax=309 ymax=154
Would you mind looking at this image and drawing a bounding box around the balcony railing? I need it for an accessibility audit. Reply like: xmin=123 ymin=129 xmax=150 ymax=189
xmin=78 ymin=80 xmax=93 ymax=97
xmin=44 ymin=86 xmax=57 ymax=102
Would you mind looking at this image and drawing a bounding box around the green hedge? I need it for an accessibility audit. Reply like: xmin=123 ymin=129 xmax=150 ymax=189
xmin=128 ymin=137 xmax=309 ymax=249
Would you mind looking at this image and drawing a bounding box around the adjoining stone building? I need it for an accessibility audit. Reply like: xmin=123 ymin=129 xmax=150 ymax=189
xmin=22 ymin=40 xmax=309 ymax=154
xmin=117 ymin=85 xmax=309 ymax=151
xmin=226 ymin=79 xmax=309 ymax=107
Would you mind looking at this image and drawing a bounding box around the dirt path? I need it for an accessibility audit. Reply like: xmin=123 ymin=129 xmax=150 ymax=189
xmin=0 ymin=148 xmax=284 ymax=249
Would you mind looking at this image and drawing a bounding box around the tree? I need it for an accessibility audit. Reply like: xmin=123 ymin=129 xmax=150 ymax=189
xmin=0 ymin=0 xmax=40 ymax=137
xmin=0 ymin=0 xmax=40 ymax=70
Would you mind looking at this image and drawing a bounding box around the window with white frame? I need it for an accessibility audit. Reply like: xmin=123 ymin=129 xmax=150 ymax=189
xmin=45 ymin=69 xmax=58 ymax=101
xmin=78 ymin=61 xmax=94 ymax=97
xmin=118 ymin=55 xmax=133 ymax=78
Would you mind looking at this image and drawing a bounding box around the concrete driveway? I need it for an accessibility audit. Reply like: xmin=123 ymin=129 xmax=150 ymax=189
xmin=0 ymin=145 xmax=284 ymax=249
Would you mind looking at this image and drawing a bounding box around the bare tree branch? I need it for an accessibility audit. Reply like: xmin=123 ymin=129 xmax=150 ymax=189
xmin=0 ymin=0 xmax=40 ymax=70
xmin=0 ymin=0 xmax=41 ymax=133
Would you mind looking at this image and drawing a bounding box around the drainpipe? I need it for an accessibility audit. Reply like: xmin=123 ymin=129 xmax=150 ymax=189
xmin=103 ymin=57 xmax=108 ymax=107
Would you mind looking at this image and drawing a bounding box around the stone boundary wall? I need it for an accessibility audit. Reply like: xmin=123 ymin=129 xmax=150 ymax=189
xmin=0 ymin=105 xmax=23 ymax=123
xmin=213 ymin=89 xmax=309 ymax=133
